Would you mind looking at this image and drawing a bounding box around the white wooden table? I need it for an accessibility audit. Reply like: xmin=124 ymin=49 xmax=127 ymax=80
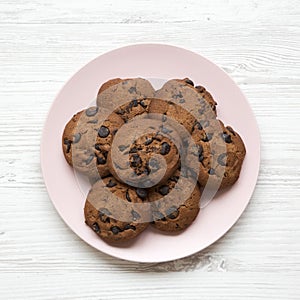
xmin=0 ymin=0 xmax=299 ymax=299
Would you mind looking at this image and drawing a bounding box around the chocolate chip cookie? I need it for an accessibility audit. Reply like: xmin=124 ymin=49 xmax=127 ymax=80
xmin=190 ymin=119 xmax=246 ymax=189
xmin=108 ymin=132 xmax=180 ymax=188
xmin=96 ymin=78 xmax=155 ymax=121
xmin=155 ymin=78 xmax=217 ymax=120
xmin=84 ymin=176 xmax=150 ymax=243
xmin=62 ymin=106 xmax=124 ymax=179
xmin=149 ymin=169 xmax=201 ymax=232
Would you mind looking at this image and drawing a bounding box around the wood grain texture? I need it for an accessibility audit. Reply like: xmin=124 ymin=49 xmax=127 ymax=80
xmin=0 ymin=0 xmax=299 ymax=299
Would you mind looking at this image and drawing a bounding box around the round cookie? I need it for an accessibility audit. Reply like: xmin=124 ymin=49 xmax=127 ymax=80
xmin=155 ymin=78 xmax=217 ymax=120
xmin=84 ymin=176 xmax=150 ymax=243
xmin=62 ymin=106 xmax=124 ymax=179
xmin=108 ymin=132 xmax=180 ymax=188
xmin=190 ymin=119 xmax=246 ymax=189
xmin=149 ymin=169 xmax=201 ymax=232
xmin=96 ymin=78 xmax=155 ymax=121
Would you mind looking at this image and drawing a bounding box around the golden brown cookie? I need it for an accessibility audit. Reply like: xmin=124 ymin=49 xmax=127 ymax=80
xmin=190 ymin=119 xmax=246 ymax=189
xmin=84 ymin=176 xmax=150 ymax=243
xmin=155 ymin=78 xmax=217 ymax=120
xmin=149 ymin=169 xmax=201 ymax=232
xmin=107 ymin=132 xmax=180 ymax=188
xmin=62 ymin=107 xmax=124 ymax=180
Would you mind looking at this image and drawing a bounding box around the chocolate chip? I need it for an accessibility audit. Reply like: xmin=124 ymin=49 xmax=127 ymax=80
xmin=111 ymin=226 xmax=122 ymax=234
xmin=132 ymin=99 xmax=138 ymax=107
xmin=202 ymin=133 xmax=213 ymax=142
xmin=64 ymin=138 xmax=71 ymax=145
xmin=64 ymin=138 xmax=72 ymax=153
xmin=98 ymin=126 xmax=110 ymax=138
xmin=226 ymin=126 xmax=236 ymax=136
xmin=194 ymin=122 xmax=203 ymax=130
xmin=153 ymin=211 xmax=166 ymax=221
xmin=99 ymin=208 xmax=111 ymax=215
xmin=129 ymin=147 xmax=138 ymax=153
xmin=92 ymin=222 xmax=100 ymax=233
xmin=162 ymin=114 xmax=167 ymax=122
xmin=85 ymin=106 xmax=98 ymax=117
xmin=170 ymin=175 xmax=179 ymax=183
xmin=130 ymin=154 xmax=142 ymax=167
xmin=72 ymin=133 xmax=81 ymax=143
xmin=97 ymin=156 xmax=106 ymax=165
xmin=139 ymin=100 xmax=147 ymax=108
xmin=198 ymin=144 xmax=203 ymax=156
xmin=160 ymin=142 xmax=170 ymax=155
xmin=95 ymin=144 xmax=101 ymax=151
xmin=136 ymin=188 xmax=147 ymax=199
xmin=184 ymin=79 xmax=194 ymax=86
xmin=144 ymin=137 xmax=153 ymax=145
xmin=166 ymin=206 xmax=179 ymax=219
xmin=116 ymin=108 xmax=125 ymax=115
xmin=128 ymin=86 xmax=137 ymax=94
xmin=179 ymin=98 xmax=185 ymax=103
xmin=158 ymin=185 xmax=169 ymax=195
xmin=124 ymin=224 xmax=136 ymax=230
xmin=198 ymin=145 xmax=204 ymax=162
xmin=106 ymin=179 xmax=117 ymax=187
xmin=131 ymin=210 xmax=141 ymax=221
xmin=149 ymin=158 xmax=159 ymax=170
xmin=222 ymin=133 xmax=232 ymax=143
xmin=118 ymin=145 xmax=129 ymax=152
xmin=217 ymin=153 xmax=227 ymax=166
xmin=126 ymin=190 xmax=131 ymax=202
xmin=208 ymin=168 xmax=215 ymax=175
xmin=174 ymin=91 xmax=183 ymax=99
xmin=85 ymin=154 xmax=94 ymax=165
xmin=99 ymin=208 xmax=111 ymax=223
xmin=195 ymin=85 xmax=205 ymax=93
xmin=143 ymin=167 xmax=150 ymax=175
xmin=102 ymin=151 xmax=108 ymax=159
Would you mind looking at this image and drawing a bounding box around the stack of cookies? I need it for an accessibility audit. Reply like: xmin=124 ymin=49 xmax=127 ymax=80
xmin=62 ymin=78 xmax=246 ymax=243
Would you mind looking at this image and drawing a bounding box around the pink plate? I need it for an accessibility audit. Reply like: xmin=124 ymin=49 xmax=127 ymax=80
xmin=41 ymin=44 xmax=260 ymax=263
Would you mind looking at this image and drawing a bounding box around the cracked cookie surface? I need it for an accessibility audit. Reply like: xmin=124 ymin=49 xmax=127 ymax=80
xmin=62 ymin=107 xmax=124 ymax=180
xmin=149 ymin=169 xmax=201 ymax=232
xmin=84 ymin=176 xmax=150 ymax=243
xmin=190 ymin=119 xmax=246 ymax=189
xmin=108 ymin=132 xmax=180 ymax=188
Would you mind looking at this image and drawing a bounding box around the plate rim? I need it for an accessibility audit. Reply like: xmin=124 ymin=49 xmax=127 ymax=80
xmin=41 ymin=43 xmax=261 ymax=263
